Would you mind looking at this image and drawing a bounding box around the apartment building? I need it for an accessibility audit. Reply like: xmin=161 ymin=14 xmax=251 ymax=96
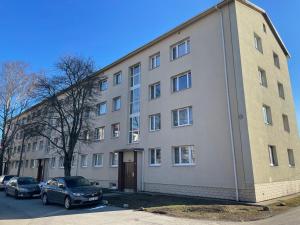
xmin=7 ymin=0 xmax=300 ymax=202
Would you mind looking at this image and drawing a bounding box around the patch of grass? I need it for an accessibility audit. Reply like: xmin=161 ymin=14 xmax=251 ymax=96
xmin=104 ymin=193 xmax=273 ymax=221
xmin=268 ymin=195 xmax=300 ymax=215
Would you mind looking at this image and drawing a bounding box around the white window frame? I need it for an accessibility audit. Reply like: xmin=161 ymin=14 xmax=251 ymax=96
xmin=110 ymin=152 xmax=118 ymax=167
xmin=287 ymin=149 xmax=295 ymax=167
xmin=268 ymin=145 xmax=278 ymax=167
xmin=111 ymin=123 xmax=120 ymax=138
xmin=149 ymin=148 xmax=161 ymax=166
xmin=171 ymin=39 xmax=190 ymax=60
xmin=149 ymin=82 xmax=161 ymax=100
xmin=262 ymin=105 xmax=272 ymax=125
xmin=80 ymin=154 xmax=88 ymax=168
xmin=95 ymin=127 xmax=105 ymax=141
xmin=254 ymin=33 xmax=263 ymax=53
xmin=98 ymin=102 xmax=107 ymax=116
xmin=172 ymin=106 xmax=193 ymax=127
xmin=149 ymin=114 xmax=161 ymax=131
xmin=273 ymin=52 xmax=280 ymax=68
xmin=113 ymin=71 xmax=122 ymax=85
xmin=99 ymin=79 xmax=108 ymax=91
xmin=172 ymin=71 xmax=192 ymax=92
xmin=173 ymin=146 xmax=195 ymax=166
xmin=113 ymin=96 xmax=121 ymax=111
xmin=258 ymin=68 xmax=267 ymax=87
xmin=282 ymin=114 xmax=290 ymax=132
xmin=93 ymin=153 xmax=103 ymax=167
xmin=150 ymin=53 xmax=160 ymax=70
xmin=278 ymin=82 xmax=285 ymax=99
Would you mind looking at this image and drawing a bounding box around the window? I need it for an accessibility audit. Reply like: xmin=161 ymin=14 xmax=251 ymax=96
xmin=30 ymin=159 xmax=35 ymax=168
xmin=278 ymin=82 xmax=285 ymax=99
xmin=268 ymin=145 xmax=278 ymax=166
xmin=83 ymin=130 xmax=90 ymax=141
xmin=59 ymin=157 xmax=64 ymax=168
xmin=25 ymin=160 xmax=29 ymax=168
xmin=171 ymin=39 xmax=190 ymax=60
xmin=258 ymin=68 xmax=267 ymax=87
xmin=149 ymin=114 xmax=161 ymax=131
xmin=17 ymin=146 xmax=21 ymax=153
xmin=71 ymin=155 xmax=76 ymax=167
xmin=111 ymin=123 xmax=120 ymax=138
xmin=93 ymin=154 xmax=103 ymax=167
xmin=288 ymin=149 xmax=295 ymax=167
xmin=149 ymin=148 xmax=161 ymax=166
xmin=172 ymin=71 xmax=192 ymax=92
xmin=173 ymin=146 xmax=195 ymax=165
xmin=254 ymin=33 xmax=263 ymax=53
xmin=113 ymin=97 xmax=121 ymax=111
xmin=95 ymin=127 xmax=105 ymax=141
xmin=129 ymin=64 xmax=141 ymax=143
xmin=53 ymin=138 xmax=59 ymax=147
xmin=282 ymin=114 xmax=290 ymax=132
xmin=51 ymin=157 xmax=56 ymax=168
xmin=80 ymin=154 xmax=88 ymax=167
xmin=172 ymin=106 xmax=193 ymax=127
xmin=32 ymin=142 xmax=37 ymax=151
xmin=45 ymin=140 xmax=50 ymax=153
xmin=27 ymin=143 xmax=31 ymax=152
xmin=98 ymin=102 xmax=107 ymax=115
xmin=263 ymin=23 xmax=267 ymax=33
xmin=262 ymin=105 xmax=272 ymax=125
xmin=150 ymin=53 xmax=160 ymax=69
xmin=149 ymin=82 xmax=161 ymax=100
xmin=110 ymin=152 xmax=118 ymax=167
xmin=39 ymin=140 xmax=44 ymax=151
xmin=113 ymin=71 xmax=122 ymax=85
xmin=99 ymin=79 xmax=108 ymax=91
xmin=273 ymin=52 xmax=280 ymax=68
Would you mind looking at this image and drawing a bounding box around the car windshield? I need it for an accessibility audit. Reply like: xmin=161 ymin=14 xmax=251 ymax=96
xmin=18 ymin=177 xmax=38 ymax=185
xmin=64 ymin=177 xmax=91 ymax=188
xmin=4 ymin=176 xmax=14 ymax=181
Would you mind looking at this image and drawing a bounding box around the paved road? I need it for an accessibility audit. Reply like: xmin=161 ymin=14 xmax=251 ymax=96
xmin=0 ymin=191 xmax=300 ymax=225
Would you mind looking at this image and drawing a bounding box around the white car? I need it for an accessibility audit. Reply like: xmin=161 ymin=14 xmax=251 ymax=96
xmin=0 ymin=175 xmax=16 ymax=190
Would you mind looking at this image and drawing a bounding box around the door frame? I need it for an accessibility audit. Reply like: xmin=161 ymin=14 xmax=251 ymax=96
xmin=118 ymin=151 xmax=137 ymax=191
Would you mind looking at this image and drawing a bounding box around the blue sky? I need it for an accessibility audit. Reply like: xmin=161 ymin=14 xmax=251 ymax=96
xmin=0 ymin=0 xmax=299 ymax=131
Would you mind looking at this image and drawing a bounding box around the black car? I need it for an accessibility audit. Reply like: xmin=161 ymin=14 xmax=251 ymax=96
xmin=41 ymin=176 xmax=103 ymax=209
xmin=0 ymin=175 xmax=16 ymax=190
xmin=5 ymin=177 xmax=41 ymax=198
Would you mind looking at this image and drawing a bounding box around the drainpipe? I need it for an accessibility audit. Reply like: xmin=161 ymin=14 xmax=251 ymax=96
xmin=141 ymin=150 xmax=145 ymax=191
xmin=215 ymin=5 xmax=239 ymax=201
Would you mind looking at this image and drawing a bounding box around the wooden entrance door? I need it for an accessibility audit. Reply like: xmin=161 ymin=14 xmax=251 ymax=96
xmin=124 ymin=162 xmax=136 ymax=190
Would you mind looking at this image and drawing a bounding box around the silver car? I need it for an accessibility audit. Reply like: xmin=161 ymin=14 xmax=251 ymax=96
xmin=0 ymin=175 xmax=16 ymax=190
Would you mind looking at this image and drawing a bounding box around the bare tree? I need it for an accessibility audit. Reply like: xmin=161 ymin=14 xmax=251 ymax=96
xmin=0 ymin=62 xmax=37 ymax=175
xmin=30 ymin=56 xmax=96 ymax=176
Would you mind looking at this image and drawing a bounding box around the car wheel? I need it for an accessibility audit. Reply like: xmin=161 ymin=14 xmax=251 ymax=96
xmin=42 ymin=194 xmax=49 ymax=205
xmin=64 ymin=196 xmax=72 ymax=210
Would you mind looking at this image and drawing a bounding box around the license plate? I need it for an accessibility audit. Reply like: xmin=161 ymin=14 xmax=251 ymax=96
xmin=89 ymin=197 xmax=98 ymax=201
xmin=32 ymin=194 xmax=40 ymax=197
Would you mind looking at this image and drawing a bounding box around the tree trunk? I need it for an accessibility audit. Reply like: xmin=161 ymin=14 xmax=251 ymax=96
xmin=17 ymin=137 xmax=25 ymax=177
xmin=0 ymin=140 xmax=5 ymax=175
xmin=63 ymin=152 xmax=72 ymax=177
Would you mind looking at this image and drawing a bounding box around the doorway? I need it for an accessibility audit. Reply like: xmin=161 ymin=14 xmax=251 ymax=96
xmin=118 ymin=151 xmax=137 ymax=191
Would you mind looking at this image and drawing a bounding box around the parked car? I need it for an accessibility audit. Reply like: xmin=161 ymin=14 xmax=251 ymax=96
xmin=5 ymin=177 xmax=41 ymax=198
xmin=0 ymin=175 xmax=16 ymax=190
xmin=41 ymin=176 xmax=103 ymax=209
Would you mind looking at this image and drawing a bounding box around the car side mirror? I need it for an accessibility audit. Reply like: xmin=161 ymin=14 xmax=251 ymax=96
xmin=91 ymin=181 xmax=99 ymax=186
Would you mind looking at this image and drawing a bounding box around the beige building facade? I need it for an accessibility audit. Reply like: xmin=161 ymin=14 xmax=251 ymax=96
xmin=7 ymin=0 xmax=300 ymax=202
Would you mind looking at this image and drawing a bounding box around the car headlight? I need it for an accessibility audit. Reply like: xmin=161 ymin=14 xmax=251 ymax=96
xmin=18 ymin=188 xmax=29 ymax=192
xmin=72 ymin=193 xmax=84 ymax=197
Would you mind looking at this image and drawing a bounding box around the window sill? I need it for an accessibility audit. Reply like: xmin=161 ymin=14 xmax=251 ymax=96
xmin=149 ymin=164 xmax=161 ymax=167
xmin=270 ymin=164 xmax=278 ymax=167
xmin=149 ymin=129 xmax=161 ymax=133
xmin=149 ymin=66 xmax=160 ymax=71
xmin=93 ymin=165 xmax=103 ymax=168
xmin=173 ymin=163 xmax=195 ymax=167
xmin=81 ymin=166 xmax=88 ymax=168
xmin=173 ymin=124 xmax=193 ymax=128
xmin=289 ymin=165 xmax=295 ymax=168
xmin=110 ymin=165 xmax=118 ymax=168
